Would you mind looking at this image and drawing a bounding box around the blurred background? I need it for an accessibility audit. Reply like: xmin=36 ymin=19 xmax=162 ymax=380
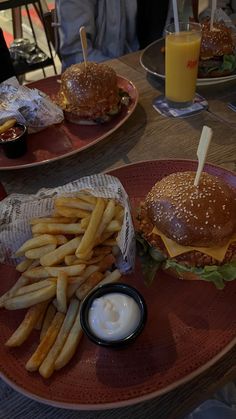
xmin=0 ymin=0 xmax=235 ymax=84
xmin=0 ymin=0 xmax=61 ymax=83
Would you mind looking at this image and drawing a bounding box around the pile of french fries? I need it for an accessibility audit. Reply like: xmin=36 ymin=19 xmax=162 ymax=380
xmin=0 ymin=192 xmax=124 ymax=378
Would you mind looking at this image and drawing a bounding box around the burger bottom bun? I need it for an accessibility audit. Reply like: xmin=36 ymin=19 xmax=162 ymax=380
xmin=64 ymin=111 xmax=100 ymax=125
xmin=164 ymin=266 xmax=202 ymax=281
xmin=198 ymin=69 xmax=233 ymax=78
xmin=64 ymin=110 xmax=113 ymax=125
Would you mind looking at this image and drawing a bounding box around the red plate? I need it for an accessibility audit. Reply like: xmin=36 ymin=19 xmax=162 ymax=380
xmin=0 ymin=75 xmax=138 ymax=170
xmin=0 ymin=159 xmax=236 ymax=409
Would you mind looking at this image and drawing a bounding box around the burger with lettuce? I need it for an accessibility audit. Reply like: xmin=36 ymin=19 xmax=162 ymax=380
xmin=198 ymin=20 xmax=236 ymax=78
xmin=136 ymin=171 xmax=236 ymax=289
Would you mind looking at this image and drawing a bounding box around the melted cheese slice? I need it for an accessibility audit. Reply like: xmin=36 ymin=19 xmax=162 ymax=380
xmin=152 ymin=227 xmax=236 ymax=262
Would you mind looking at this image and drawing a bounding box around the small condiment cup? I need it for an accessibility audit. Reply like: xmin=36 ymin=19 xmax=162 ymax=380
xmin=80 ymin=282 xmax=147 ymax=348
xmin=0 ymin=123 xmax=28 ymax=159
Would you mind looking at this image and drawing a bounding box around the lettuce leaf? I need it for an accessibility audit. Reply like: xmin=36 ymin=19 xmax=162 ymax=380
xmin=136 ymin=233 xmax=166 ymax=286
xmin=221 ymin=54 xmax=236 ymax=72
xmin=201 ymin=54 xmax=236 ymax=75
xmin=164 ymin=259 xmax=236 ymax=290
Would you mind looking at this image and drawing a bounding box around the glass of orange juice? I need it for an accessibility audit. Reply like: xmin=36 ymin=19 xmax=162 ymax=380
xmin=165 ymin=22 xmax=201 ymax=108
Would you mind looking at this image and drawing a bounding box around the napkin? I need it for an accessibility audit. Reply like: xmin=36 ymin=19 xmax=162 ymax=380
xmin=0 ymin=77 xmax=64 ymax=133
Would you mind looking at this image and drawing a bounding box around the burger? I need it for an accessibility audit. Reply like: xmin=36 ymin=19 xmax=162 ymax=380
xmin=198 ymin=20 xmax=236 ymax=78
xmin=136 ymin=171 xmax=236 ymax=289
xmin=56 ymin=62 xmax=129 ymax=124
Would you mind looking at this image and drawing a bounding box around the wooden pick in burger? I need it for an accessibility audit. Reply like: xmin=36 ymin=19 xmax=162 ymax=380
xmin=210 ymin=0 xmax=217 ymax=31
xmin=194 ymin=125 xmax=213 ymax=187
xmin=79 ymin=26 xmax=88 ymax=71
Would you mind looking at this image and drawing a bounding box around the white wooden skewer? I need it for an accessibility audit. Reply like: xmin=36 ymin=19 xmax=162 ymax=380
xmin=79 ymin=26 xmax=88 ymax=70
xmin=194 ymin=126 xmax=213 ymax=187
xmin=210 ymin=0 xmax=217 ymax=31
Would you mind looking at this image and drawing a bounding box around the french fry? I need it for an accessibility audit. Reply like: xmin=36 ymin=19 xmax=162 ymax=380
xmin=76 ymin=193 xmax=97 ymax=204
xmin=35 ymin=301 xmax=50 ymax=330
xmin=32 ymin=223 xmax=84 ymax=235
xmin=56 ymin=272 xmax=68 ymax=313
xmin=54 ymin=306 xmax=83 ymax=371
xmin=67 ymin=275 xmax=87 ymax=285
xmin=82 ymin=265 xmax=99 ymax=279
xmin=76 ymin=251 xmax=93 ymax=261
xmin=24 ymin=266 xmax=49 ymax=279
xmin=112 ymin=245 xmax=120 ymax=256
xmin=4 ymin=283 xmax=56 ymax=310
xmin=102 ymin=238 xmax=117 ymax=246
xmin=39 ymin=299 xmax=80 ymax=378
xmin=5 ymin=301 xmax=48 ymax=347
xmin=80 ymin=216 xmax=90 ymax=229
xmin=40 ymin=236 xmax=81 ymax=267
xmin=40 ymin=304 xmax=56 ymax=341
xmin=27 ymin=259 xmax=41 ymax=269
xmin=98 ymin=254 xmax=116 ymax=272
xmin=96 ymin=199 xmax=116 ymax=239
xmin=30 ymin=217 xmax=77 ymax=225
xmin=55 ymin=235 xmax=68 ymax=245
xmin=114 ymin=204 xmax=124 ymax=222
xmin=105 ymin=219 xmax=121 ymax=233
xmin=45 ymin=264 xmax=85 ymax=277
xmin=0 ymin=275 xmax=29 ymax=308
xmin=64 ymin=255 xmax=78 ymax=265
xmin=96 ymin=269 xmax=121 ymax=287
xmin=95 ymin=231 xmax=115 ymax=246
xmin=25 ymin=244 xmax=57 ymax=260
xmin=76 ymin=255 xmax=104 ymax=265
xmin=55 ymin=196 xmax=95 ymax=211
xmin=67 ymin=282 xmax=81 ymax=298
xmin=26 ymin=312 xmax=65 ymax=372
xmin=16 ymin=258 xmax=33 ymax=273
xmin=93 ymin=246 xmax=112 ymax=256
xmin=55 ymin=206 xmax=90 ymax=219
xmin=75 ymin=197 xmax=105 ymax=258
xmin=65 ymin=253 xmax=104 ymax=266
xmin=0 ymin=118 xmax=16 ymax=134
xmin=76 ymin=271 xmax=104 ymax=300
xmin=14 ymin=279 xmax=54 ymax=296
xmin=15 ymin=234 xmax=57 ymax=257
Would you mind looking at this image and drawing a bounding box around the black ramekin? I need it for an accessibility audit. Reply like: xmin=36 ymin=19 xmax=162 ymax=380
xmin=80 ymin=282 xmax=147 ymax=348
xmin=0 ymin=123 xmax=28 ymax=159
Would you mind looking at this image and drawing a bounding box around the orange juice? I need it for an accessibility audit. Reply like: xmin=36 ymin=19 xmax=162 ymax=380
xmin=165 ymin=29 xmax=201 ymax=107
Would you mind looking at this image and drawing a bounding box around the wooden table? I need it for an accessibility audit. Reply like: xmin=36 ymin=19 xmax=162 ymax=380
xmin=1 ymin=51 xmax=236 ymax=419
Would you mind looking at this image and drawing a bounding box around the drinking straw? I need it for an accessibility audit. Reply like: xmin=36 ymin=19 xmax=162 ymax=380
xmin=172 ymin=0 xmax=180 ymax=32
xmin=194 ymin=126 xmax=213 ymax=187
xmin=210 ymin=0 xmax=217 ymax=31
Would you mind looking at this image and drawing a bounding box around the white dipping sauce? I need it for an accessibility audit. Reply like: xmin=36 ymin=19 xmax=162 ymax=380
xmin=88 ymin=293 xmax=141 ymax=341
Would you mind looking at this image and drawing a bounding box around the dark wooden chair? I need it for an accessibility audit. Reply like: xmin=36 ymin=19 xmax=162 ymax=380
xmin=0 ymin=0 xmax=57 ymax=77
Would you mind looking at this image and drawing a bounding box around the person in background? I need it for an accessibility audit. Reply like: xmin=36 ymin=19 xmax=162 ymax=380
xmin=56 ymin=0 xmax=172 ymax=71
xmin=0 ymin=28 xmax=15 ymax=83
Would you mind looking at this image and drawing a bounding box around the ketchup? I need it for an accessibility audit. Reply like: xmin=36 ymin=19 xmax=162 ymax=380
xmin=0 ymin=126 xmax=23 ymax=142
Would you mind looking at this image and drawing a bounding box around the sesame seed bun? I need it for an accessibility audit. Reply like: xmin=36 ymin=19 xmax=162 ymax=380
xmin=56 ymin=62 xmax=120 ymax=124
xmin=145 ymin=171 xmax=236 ymax=247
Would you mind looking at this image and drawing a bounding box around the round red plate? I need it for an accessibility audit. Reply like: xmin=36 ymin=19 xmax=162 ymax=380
xmin=0 ymin=75 xmax=138 ymax=170
xmin=0 ymin=159 xmax=236 ymax=409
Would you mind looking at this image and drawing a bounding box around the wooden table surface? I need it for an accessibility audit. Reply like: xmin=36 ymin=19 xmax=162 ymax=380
xmin=1 ymin=51 xmax=236 ymax=419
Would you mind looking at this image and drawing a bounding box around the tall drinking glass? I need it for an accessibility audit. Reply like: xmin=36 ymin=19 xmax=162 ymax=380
xmin=165 ymin=22 xmax=202 ymax=108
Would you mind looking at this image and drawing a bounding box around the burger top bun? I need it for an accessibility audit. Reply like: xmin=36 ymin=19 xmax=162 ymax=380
xmin=56 ymin=62 xmax=120 ymax=121
xmin=145 ymin=171 xmax=236 ymax=247
xmin=200 ymin=21 xmax=234 ymax=59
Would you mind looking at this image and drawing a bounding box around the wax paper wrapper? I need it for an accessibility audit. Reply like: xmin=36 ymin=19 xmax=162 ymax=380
xmin=0 ymin=76 xmax=64 ymax=133
xmin=0 ymin=174 xmax=136 ymax=274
